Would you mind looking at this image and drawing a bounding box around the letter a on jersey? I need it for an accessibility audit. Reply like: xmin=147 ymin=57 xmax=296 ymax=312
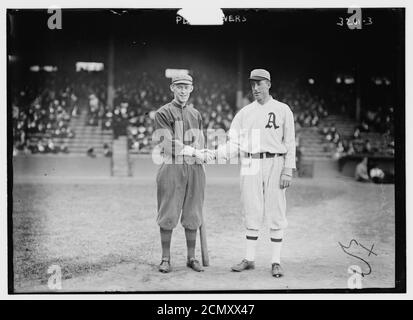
xmin=265 ymin=112 xmax=279 ymax=129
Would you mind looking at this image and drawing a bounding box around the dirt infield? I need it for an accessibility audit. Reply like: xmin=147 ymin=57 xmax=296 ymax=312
xmin=12 ymin=164 xmax=395 ymax=292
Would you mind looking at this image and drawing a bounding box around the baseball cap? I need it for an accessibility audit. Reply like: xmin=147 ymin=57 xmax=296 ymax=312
xmin=249 ymin=69 xmax=271 ymax=81
xmin=171 ymin=74 xmax=193 ymax=85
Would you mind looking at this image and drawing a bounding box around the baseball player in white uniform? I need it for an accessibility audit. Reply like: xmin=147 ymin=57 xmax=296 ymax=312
xmin=215 ymin=69 xmax=296 ymax=277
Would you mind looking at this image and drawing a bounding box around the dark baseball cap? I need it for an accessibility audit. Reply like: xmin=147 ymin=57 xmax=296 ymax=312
xmin=249 ymin=69 xmax=271 ymax=81
xmin=171 ymin=74 xmax=193 ymax=85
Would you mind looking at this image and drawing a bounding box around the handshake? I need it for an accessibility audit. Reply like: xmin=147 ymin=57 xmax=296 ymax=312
xmin=193 ymin=149 xmax=217 ymax=163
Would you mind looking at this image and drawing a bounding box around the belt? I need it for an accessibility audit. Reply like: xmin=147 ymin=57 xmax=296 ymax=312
xmin=246 ymin=152 xmax=284 ymax=159
xmin=165 ymin=155 xmax=203 ymax=165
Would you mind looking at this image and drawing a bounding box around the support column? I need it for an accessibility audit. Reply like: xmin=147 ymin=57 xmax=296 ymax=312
xmin=107 ymin=33 xmax=115 ymax=110
xmin=355 ymin=66 xmax=362 ymax=121
xmin=236 ymin=40 xmax=244 ymax=110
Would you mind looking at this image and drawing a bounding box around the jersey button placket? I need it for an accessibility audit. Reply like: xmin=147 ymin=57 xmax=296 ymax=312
xmin=181 ymin=105 xmax=185 ymax=166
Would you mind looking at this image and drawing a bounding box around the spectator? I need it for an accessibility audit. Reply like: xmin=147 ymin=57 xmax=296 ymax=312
xmin=359 ymin=120 xmax=369 ymax=132
xmin=363 ymin=139 xmax=373 ymax=154
xmin=355 ymin=157 xmax=370 ymax=182
xmin=47 ymin=138 xmax=58 ymax=153
xmin=332 ymin=132 xmax=341 ymax=144
xmin=61 ymin=143 xmax=69 ymax=153
xmin=346 ymin=141 xmax=355 ymax=155
xmin=103 ymin=143 xmax=112 ymax=157
xmin=353 ymin=127 xmax=361 ymax=139
xmin=86 ymin=146 xmax=96 ymax=158
xmin=37 ymin=140 xmax=46 ymax=153
xmin=369 ymin=162 xmax=394 ymax=184
xmin=333 ymin=141 xmax=345 ymax=160
xmin=369 ymin=165 xmax=385 ymax=184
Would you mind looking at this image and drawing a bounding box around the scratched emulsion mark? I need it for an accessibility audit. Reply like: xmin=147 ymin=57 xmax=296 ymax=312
xmin=338 ymin=239 xmax=377 ymax=277
xmin=379 ymin=182 xmax=393 ymax=217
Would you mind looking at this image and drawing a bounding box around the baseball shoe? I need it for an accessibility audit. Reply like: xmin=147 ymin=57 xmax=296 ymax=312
xmin=231 ymin=259 xmax=255 ymax=272
xmin=187 ymin=257 xmax=204 ymax=272
xmin=159 ymin=257 xmax=171 ymax=273
xmin=271 ymin=263 xmax=284 ymax=278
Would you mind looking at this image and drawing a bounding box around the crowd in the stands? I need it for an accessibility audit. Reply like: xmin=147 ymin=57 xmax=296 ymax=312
xmin=320 ymin=106 xmax=395 ymax=159
xmin=12 ymin=72 xmax=79 ymax=155
xmin=13 ymin=69 xmax=395 ymax=161
xmin=97 ymin=70 xmax=237 ymax=152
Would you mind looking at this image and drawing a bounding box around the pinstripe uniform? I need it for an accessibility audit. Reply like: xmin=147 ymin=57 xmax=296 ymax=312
xmin=218 ymin=97 xmax=296 ymax=230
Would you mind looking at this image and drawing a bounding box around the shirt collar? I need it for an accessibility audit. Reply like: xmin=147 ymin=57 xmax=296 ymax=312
xmin=256 ymin=95 xmax=274 ymax=106
xmin=172 ymin=99 xmax=187 ymax=108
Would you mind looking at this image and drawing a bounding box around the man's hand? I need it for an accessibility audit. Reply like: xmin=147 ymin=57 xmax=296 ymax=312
xmin=194 ymin=149 xmax=216 ymax=163
xmin=204 ymin=149 xmax=216 ymax=163
xmin=280 ymin=167 xmax=293 ymax=189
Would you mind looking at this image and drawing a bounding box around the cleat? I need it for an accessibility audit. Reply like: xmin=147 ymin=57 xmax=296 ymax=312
xmin=271 ymin=263 xmax=284 ymax=278
xmin=231 ymin=259 xmax=255 ymax=272
xmin=187 ymin=257 xmax=204 ymax=272
xmin=159 ymin=258 xmax=171 ymax=273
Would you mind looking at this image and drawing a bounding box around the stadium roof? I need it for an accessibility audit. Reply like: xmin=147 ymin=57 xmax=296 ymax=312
xmin=8 ymin=8 xmax=404 ymax=77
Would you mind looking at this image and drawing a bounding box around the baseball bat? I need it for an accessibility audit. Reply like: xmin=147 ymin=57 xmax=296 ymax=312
xmin=199 ymin=223 xmax=209 ymax=267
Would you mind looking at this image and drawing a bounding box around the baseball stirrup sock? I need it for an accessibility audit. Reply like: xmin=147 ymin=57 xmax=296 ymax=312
xmin=160 ymin=228 xmax=173 ymax=259
xmin=270 ymin=229 xmax=284 ymax=264
xmin=185 ymin=228 xmax=197 ymax=259
xmin=245 ymin=229 xmax=259 ymax=261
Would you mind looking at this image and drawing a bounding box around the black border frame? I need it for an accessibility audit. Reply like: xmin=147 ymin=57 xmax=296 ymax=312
xmin=6 ymin=7 xmax=406 ymax=295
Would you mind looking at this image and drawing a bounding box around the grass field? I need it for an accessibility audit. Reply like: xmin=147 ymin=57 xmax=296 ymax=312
xmin=12 ymin=167 xmax=395 ymax=292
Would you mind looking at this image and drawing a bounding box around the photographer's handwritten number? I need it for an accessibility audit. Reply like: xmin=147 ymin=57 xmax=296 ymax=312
xmin=337 ymin=8 xmax=373 ymax=29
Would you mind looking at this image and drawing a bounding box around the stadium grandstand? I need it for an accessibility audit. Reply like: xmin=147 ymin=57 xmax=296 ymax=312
xmin=9 ymin=9 xmax=400 ymax=180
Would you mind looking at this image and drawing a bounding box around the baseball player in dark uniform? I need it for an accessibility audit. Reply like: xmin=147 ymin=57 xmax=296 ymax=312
xmin=152 ymin=74 xmax=214 ymax=273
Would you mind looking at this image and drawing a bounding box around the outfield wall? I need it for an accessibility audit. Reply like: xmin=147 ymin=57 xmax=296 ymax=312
xmin=12 ymin=155 xmax=368 ymax=180
xmin=12 ymin=155 xmax=241 ymax=180
xmin=12 ymin=155 xmax=112 ymax=177
xmin=129 ymin=155 xmax=240 ymax=179
xmin=339 ymin=155 xmax=395 ymax=178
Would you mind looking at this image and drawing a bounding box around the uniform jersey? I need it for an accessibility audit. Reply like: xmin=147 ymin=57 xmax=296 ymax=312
xmin=153 ymin=100 xmax=205 ymax=163
xmin=153 ymin=100 xmax=206 ymax=230
xmin=218 ymin=97 xmax=296 ymax=169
